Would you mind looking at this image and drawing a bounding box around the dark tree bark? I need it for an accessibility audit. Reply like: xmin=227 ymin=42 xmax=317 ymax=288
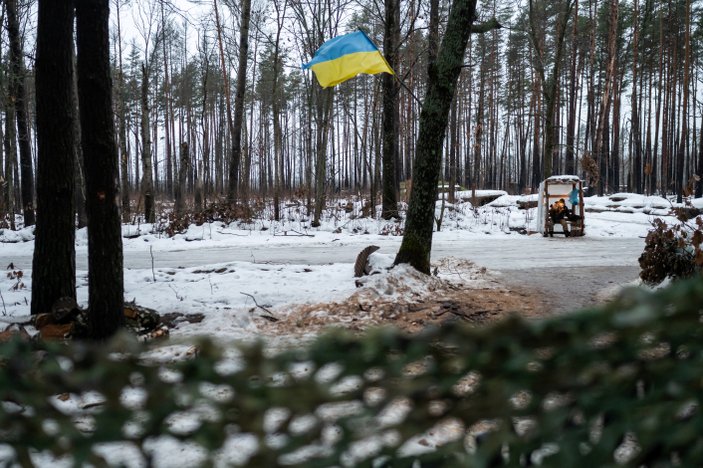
xmin=676 ymin=0 xmax=691 ymax=203
xmin=227 ymin=0 xmax=252 ymax=203
xmin=4 ymin=98 xmax=17 ymax=230
xmin=160 ymin=1 xmax=173 ymax=198
xmin=5 ymin=0 xmax=35 ymax=226
xmin=73 ymin=133 xmax=88 ymax=229
xmin=140 ymin=63 xmax=155 ymax=223
xmin=73 ymin=54 xmax=88 ymax=229
xmin=214 ymin=0 xmax=234 ymax=192
xmin=427 ymin=0 xmax=440 ymax=63
xmin=115 ymin=0 xmax=131 ymax=222
xmin=697 ymin=120 xmax=703 ymax=198
xmin=31 ymin=0 xmax=76 ymax=316
xmin=175 ymin=142 xmax=189 ymax=215
xmin=473 ymin=54 xmax=485 ymax=191
xmin=593 ymin=0 xmax=619 ymax=195
xmin=312 ymin=88 xmax=334 ymax=227
xmin=394 ymin=0 xmax=494 ymax=274
xmin=381 ymin=0 xmax=400 ymax=219
xmin=630 ymin=0 xmax=642 ymax=193
xmin=76 ymin=0 xmax=125 ymax=339
xmin=565 ymin=0 xmax=579 ymax=175
xmin=270 ymin=0 xmax=286 ymax=221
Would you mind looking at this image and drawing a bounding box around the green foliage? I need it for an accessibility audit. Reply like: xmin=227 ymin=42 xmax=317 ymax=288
xmin=639 ymin=212 xmax=703 ymax=285
xmin=255 ymin=43 xmax=290 ymax=111
xmin=2 ymin=276 xmax=703 ymax=465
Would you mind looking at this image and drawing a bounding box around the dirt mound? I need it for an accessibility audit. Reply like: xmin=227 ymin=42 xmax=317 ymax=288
xmin=261 ymin=259 xmax=549 ymax=336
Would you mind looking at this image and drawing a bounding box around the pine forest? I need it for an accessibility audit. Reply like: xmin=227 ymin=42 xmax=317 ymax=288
xmin=0 ymin=0 xmax=701 ymax=230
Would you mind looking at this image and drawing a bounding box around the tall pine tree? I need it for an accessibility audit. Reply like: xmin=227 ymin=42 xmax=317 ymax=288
xmin=31 ymin=0 xmax=76 ymax=315
xmin=76 ymin=0 xmax=125 ymax=339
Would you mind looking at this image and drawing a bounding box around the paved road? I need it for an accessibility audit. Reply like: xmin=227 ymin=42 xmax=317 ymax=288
xmin=0 ymin=235 xmax=644 ymax=313
xmin=124 ymin=236 xmax=641 ymax=268
xmin=497 ymin=264 xmax=641 ymax=314
xmin=0 ymin=235 xmax=643 ymax=270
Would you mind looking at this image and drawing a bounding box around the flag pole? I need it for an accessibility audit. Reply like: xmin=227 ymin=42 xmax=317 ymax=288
xmin=394 ymin=74 xmax=422 ymax=106
xmin=357 ymin=28 xmax=423 ymax=106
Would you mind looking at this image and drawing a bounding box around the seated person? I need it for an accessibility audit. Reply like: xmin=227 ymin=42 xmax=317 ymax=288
xmin=548 ymin=199 xmax=571 ymax=237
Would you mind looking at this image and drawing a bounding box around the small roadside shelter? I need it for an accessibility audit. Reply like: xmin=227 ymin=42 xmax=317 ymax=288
xmin=536 ymin=175 xmax=585 ymax=237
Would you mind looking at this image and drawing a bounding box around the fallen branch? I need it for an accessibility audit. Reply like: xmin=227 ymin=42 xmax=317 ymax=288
xmin=273 ymin=229 xmax=315 ymax=237
xmin=215 ymin=230 xmax=250 ymax=237
xmin=168 ymin=284 xmax=184 ymax=302
xmin=434 ymin=307 xmax=489 ymax=322
xmin=240 ymin=292 xmax=279 ymax=322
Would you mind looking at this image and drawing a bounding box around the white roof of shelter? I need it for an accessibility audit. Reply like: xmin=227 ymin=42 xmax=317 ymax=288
xmin=545 ymin=175 xmax=581 ymax=184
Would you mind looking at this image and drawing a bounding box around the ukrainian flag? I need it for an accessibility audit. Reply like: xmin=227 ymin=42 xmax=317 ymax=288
xmin=302 ymin=30 xmax=394 ymax=88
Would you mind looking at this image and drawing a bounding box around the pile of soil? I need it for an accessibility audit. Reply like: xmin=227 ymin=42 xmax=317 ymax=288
xmin=260 ymin=259 xmax=550 ymax=337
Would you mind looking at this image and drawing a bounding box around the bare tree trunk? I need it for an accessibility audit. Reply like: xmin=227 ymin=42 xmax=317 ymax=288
xmin=199 ymin=44 xmax=211 ymax=201
xmin=161 ymin=1 xmax=173 ymax=197
xmin=118 ymin=70 xmax=131 ymax=221
xmin=32 ymin=0 xmax=76 ymax=316
xmin=676 ymin=0 xmax=691 ymax=203
xmin=215 ymin=98 xmax=225 ymax=194
xmin=194 ymin=160 xmax=203 ymax=211
xmin=213 ymin=0 xmax=233 ymax=184
xmin=242 ymin=115 xmax=252 ymax=201
xmin=5 ymin=0 xmax=35 ymax=226
xmin=4 ymin=98 xmax=17 ymax=230
xmin=697 ymin=116 xmax=703 ymax=198
xmin=652 ymin=10 xmax=664 ymax=195
xmin=531 ymin=57 xmax=542 ymax=189
xmin=271 ymin=0 xmax=287 ymax=221
xmin=227 ymin=0 xmax=252 ymax=204
xmin=174 ymin=142 xmax=189 ymax=215
xmin=152 ymin=108 xmax=160 ymax=195
xmin=630 ymin=0 xmax=642 ymax=193
xmin=0 ymin=42 xmax=5 ymax=221
xmin=73 ymin=57 xmax=88 ymax=229
xmin=395 ymin=0 xmax=497 ymax=274
xmin=312 ymin=89 xmax=334 ymax=227
xmin=448 ymin=99 xmax=458 ymax=202
xmin=529 ymin=0 xmax=575 ymax=179
xmin=0 ymin=95 xmax=5 ymax=219
xmin=565 ymin=0 xmax=579 ymax=175
xmin=381 ymin=0 xmax=400 ymax=219
xmin=141 ymin=63 xmax=155 ymax=223
xmin=474 ymin=58 xmax=485 ymax=192
xmin=76 ymin=0 xmax=125 ymax=340
xmin=593 ymin=0 xmax=618 ymax=195
xmin=611 ymin=72 xmax=622 ymax=190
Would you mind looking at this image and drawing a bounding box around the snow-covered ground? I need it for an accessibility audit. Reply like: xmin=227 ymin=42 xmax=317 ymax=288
xmin=0 ymin=192 xmax=692 ymax=341
xmin=0 ymin=192 xmax=698 ymax=467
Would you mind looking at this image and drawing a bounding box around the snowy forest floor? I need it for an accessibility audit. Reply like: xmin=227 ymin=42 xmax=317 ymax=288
xmin=0 ymin=191 xmax=696 ymax=347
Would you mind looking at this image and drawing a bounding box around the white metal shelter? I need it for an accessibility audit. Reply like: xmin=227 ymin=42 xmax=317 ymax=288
xmin=536 ymin=175 xmax=585 ymax=237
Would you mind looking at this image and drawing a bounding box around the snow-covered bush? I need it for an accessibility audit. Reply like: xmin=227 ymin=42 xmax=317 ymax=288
xmin=639 ymin=210 xmax=703 ymax=285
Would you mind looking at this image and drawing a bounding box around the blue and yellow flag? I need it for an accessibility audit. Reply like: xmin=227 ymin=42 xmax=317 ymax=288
xmin=302 ymin=30 xmax=394 ymax=88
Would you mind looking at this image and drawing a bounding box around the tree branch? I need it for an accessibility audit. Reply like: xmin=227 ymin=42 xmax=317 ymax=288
xmin=470 ymin=17 xmax=502 ymax=34
xmin=241 ymin=292 xmax=279 ymax=322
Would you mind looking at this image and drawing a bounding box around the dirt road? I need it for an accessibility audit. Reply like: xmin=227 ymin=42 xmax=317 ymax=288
xmin=495 ymin=265 xmax=641 ymax=315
